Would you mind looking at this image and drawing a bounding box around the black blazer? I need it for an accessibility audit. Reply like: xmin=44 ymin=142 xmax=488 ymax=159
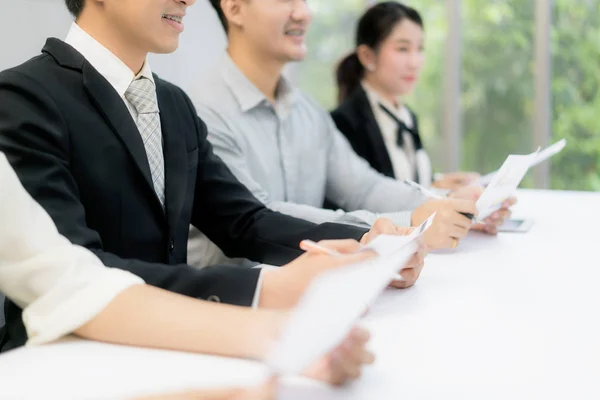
xmin=331 ymin=86 xmax=421 ymax=180
xmin=0 ymin=39 xmax=367 ymax=351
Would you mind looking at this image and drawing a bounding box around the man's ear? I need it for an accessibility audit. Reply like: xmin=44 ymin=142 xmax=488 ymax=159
xmin=221 ymin=0 xmax=245 ymax=31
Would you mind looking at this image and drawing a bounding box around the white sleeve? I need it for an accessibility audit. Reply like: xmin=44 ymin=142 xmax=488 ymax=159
xmin=0 ymin=153 xmax=144 ymax=346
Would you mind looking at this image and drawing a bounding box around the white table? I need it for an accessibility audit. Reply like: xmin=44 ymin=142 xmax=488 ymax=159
xmin=1 ymin=190 xmax=599 ymax=399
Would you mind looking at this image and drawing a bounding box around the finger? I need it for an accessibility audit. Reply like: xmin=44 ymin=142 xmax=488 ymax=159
xmin=371 ymin=218 xmax=398 ymax=235
xmin=423 ymin=230 xmax=453 ymax=250
xmin=141 ymin=388 xmax=246 ymax=400
xmin=348 ymin=326 xmax=371 ymax=344
xmin=391 ymin=268 xmax=418 ymax=288
xmin=395 ymin=226 xmax=413 ymax=236
xmin=328 ymin=250 xmax=377 ymax=268
xmin=485 ymin=210 xmax=511 ymax=226
xmin=403 ymin=251 xmax=425 ymax=269
xmin=503 ymin=197 xmax=518 ymax=208
xmin=437 ymin=210 xmax=470 ymax=230
xmin=463 ymin=172 xmax=481 ymax=182
xmin=450 ymin=199 xmax=479 ymax=216
xmin=495 ymin=209 xmax=512 ymax=221
xmin=334 ymin=349 xmax=362 ymax=381
xmin=340 ymin=335 xmax=375 ymax=366
xmin=448 ymin=223 xmax=469 ymax=239
xmin=416 ymin=239 xmax=430 ymax=255
xmin=390 ymin=278 xmax=410 ymax=289
xmin=439 ymin=236 xmax=459 ymax=249
xmin=485 ymin=225 xmax=498 ymax=235
xmin=472 ymin=223 xmax=498 ymax=235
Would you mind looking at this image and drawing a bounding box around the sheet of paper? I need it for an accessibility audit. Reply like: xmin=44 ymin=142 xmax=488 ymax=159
xmin=265 ymin=215 xmax=435 ymax=376
xmin=476 ymin=150 xmax=539 ymax=220
xmin=530 ymin=138 xmax=566 ymax=168
xmin=363 ymin=213 xmax=435 ymax=258
xmin=478 ymin=139 xmax=566 ymax=186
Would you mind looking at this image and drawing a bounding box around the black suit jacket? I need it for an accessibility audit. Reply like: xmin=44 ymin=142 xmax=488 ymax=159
xmin=331 ymin=86 xmax=421 ymax=180
xmin=0 ymin=39 xmax=367 ymax=351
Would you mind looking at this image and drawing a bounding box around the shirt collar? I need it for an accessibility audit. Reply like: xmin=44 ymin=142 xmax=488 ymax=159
xmin=361 ymin=81 xmax=412 ymax=128
xmin=220 ymin=53 xmax=296 ymax=114
xmin=64 ymin=22 xmax=155 ymax=98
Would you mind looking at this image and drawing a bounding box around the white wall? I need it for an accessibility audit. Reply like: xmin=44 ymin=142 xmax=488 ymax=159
xmin=0 ymin=0 xmax=226 ymax=91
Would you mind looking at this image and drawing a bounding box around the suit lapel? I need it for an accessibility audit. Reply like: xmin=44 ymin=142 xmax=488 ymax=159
xmin=80 ymin=63 xmax=156 ymax=192
xmin=155 ymin=80 xmax=187 ymax=232
xmin=353 ymin=88 xmax=396 ymax=178
xmin=42 ymin=38 xmax=165 ymax=215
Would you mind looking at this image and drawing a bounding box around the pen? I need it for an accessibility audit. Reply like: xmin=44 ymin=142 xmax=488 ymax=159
xmin=299 ymin=240 xmax=343 ymax=256
xmin=460 ymin=212 xmax=475 ymax=220
xmin=303 ymin=240 xmax=405 ymax=282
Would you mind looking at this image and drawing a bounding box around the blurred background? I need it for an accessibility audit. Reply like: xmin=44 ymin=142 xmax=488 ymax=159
xmin=1 ymin=0 xmax=599 ymax=191
xmin=294 ymin=0 xmax=600 ymax=191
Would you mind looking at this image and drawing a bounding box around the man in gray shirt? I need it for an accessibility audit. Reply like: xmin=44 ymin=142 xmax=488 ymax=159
xmin=187 ymin=0 xmax=509 ymax=267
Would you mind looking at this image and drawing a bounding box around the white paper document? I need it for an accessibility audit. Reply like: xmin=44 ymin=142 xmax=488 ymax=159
xmin=363 ymin=212 xmax=435 ymax=258
xmin=265 ymin=214 xmax=436 ymax=375
xmin=476 ymin=150 xmax=539 ymax=220
xmin=479 ymin=139 xmax=566 ymax=186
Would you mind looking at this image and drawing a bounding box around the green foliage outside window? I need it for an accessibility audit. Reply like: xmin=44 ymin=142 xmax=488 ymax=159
xmin=296 ymin=0 xmax=600 ymax=191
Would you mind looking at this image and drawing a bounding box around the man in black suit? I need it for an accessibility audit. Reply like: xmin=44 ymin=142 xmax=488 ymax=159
xmin=0 ymin=0 xmax=407 ymax=351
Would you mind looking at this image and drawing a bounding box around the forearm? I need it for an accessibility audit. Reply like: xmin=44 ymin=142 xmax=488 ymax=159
xmin=267 ymin=200 xmax=346 ymax=225
xmin=267 ymin=200 xmax=415 ymax=229
xmin=75 ymin=284 xmax=287 ymax=360
xmin=360 ymin=178 xmax=428 ymax=213
xmin=89 ymin=249 xmax=261 ymax=306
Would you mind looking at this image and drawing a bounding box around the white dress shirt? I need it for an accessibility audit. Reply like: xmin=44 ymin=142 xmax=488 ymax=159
xmin=64 ymin=22 xmax=155 ymax=120
xmin=187 ymin=54 xmax=429 ymax=268
xmin=0 ymin=153 xmax=143 ymax=346
xmin=362 ymin=82 xmax=433 ymax=187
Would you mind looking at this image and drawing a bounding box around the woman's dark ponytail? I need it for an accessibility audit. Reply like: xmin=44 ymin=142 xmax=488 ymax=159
xmin=336 ymin=52 xmax=365 ymax=105
xmin=335 ymin=2 xmax=424 ymax=104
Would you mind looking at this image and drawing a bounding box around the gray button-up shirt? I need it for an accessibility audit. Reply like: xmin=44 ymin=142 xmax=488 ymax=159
xmin=187 ymin=54 xmax=427 ymax=268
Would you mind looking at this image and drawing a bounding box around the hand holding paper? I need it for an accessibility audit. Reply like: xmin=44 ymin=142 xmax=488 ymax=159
xmin=266 ymin=214 xmax=436 ymax=376
xmin=476 ymin=150 xmax=539 ymax=220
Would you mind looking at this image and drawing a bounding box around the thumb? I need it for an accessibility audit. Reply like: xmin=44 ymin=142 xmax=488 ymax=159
xmin=371 ymin=218 xmax=398 ymax=235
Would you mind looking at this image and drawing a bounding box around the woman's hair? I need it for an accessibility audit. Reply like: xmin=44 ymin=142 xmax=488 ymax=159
xmin=336 ymin=2 xmax=423 ymax=104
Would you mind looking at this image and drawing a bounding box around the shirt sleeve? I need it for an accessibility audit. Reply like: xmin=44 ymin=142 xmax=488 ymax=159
xmin=323 ymin=114 xmax=428 ymax=219
xmin=0 ymin=153 xmax=144 ymax=346
xmin=198 ymin=104 xmax=416 ymax=228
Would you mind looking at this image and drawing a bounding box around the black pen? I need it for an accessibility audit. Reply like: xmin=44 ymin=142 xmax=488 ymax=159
xmin=404 ymin=180 xmax=477 ymax=222
xmin=460 ymin=212 xmax=474 ymax=220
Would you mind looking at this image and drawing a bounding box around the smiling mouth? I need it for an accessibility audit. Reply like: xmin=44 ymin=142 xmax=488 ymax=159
xmin=162 ymin=14 xmax=183 ymax=23
xmin=285 ymin=29 xmax=305 ymax=37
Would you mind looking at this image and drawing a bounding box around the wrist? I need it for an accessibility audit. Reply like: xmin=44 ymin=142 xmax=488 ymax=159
xmin=252 ymin=310 xmax=289 ymax=361
xmin=259 ymin=268 xmax=295 ymax=309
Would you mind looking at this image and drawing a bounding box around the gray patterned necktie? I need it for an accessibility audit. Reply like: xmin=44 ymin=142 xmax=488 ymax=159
xmin=125 ymin=77 xmax=165 ymax=208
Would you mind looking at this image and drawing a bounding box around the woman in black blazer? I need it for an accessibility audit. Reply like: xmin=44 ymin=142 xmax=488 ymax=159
xmin=332 ymin=2 xmax=478 ymax=191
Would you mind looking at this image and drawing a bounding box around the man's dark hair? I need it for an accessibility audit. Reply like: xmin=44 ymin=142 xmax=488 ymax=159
xmin=65 ymin=0 xmax=85 ymax=17
xmin=209 ymin=0 xmax=228 ymax=33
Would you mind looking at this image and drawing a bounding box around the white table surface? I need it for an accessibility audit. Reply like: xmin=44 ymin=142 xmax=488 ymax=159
xmin=1 ymin=189 xmax=599 ymax=399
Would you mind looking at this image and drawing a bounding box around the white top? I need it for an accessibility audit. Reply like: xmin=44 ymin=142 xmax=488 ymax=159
xmin=1 ymin=189 xmax=599 ymax=398
xmin=362 ymin=82 xmax=433 ymax=187
xmin=0 ymin=153 xmax=143 ymax=346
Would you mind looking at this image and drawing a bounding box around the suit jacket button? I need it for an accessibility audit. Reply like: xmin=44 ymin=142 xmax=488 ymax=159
xmin=207 ymin=295 xmax=221 ymax=303
xmin=168 ymin=239 xmax=175 ymax=252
